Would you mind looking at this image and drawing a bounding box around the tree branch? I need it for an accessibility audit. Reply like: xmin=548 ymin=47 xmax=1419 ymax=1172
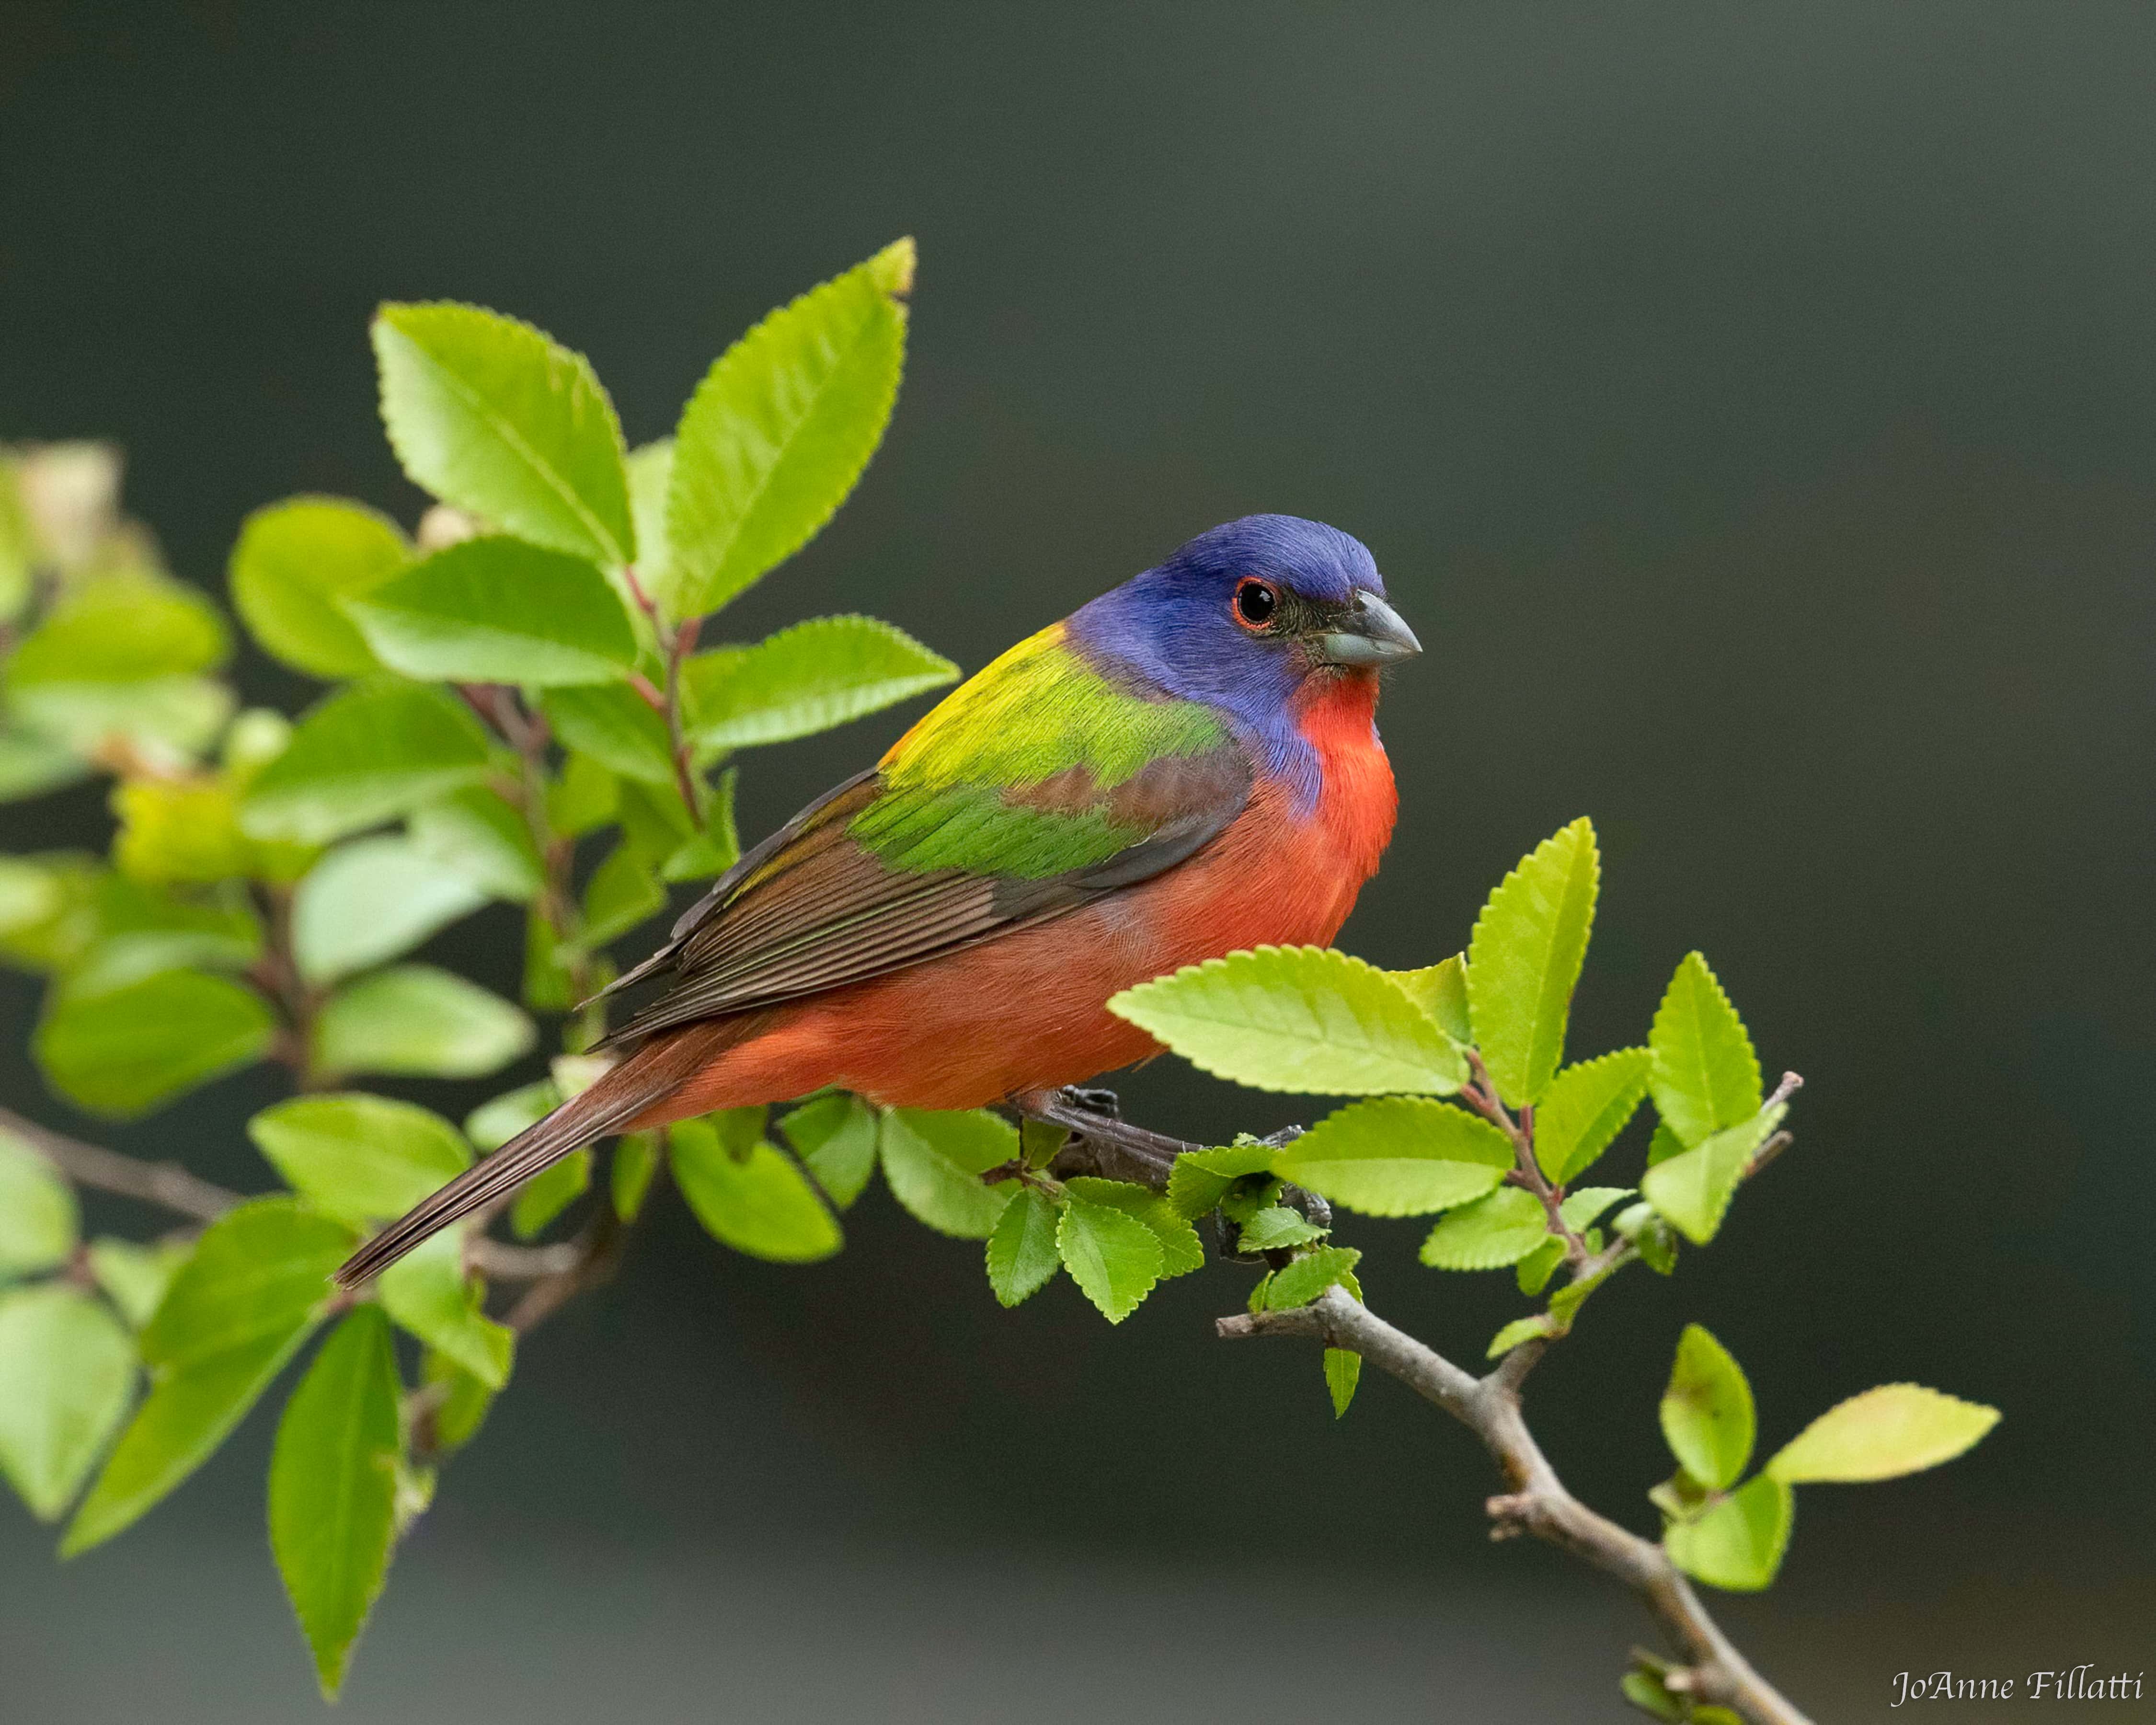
xmin=4 ymin=1105 xmax=588 ymax=1281
xmin=3 ymin=1104 xmax=238 ymax=1222
xmin=1218 ymin=1288 xmax=1812 ymax=1725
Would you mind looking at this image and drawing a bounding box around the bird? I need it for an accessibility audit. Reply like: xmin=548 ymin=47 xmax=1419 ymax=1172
xmin=335 ymin=514 xmax=1418 ymax=1286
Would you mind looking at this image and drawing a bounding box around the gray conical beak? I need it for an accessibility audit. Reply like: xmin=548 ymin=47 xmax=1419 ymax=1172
xmin=1320 ymin=589 xmax=1421 ymax=666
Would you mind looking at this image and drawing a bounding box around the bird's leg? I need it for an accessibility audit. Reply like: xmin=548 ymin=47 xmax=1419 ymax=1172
xmin=1009 ymin=1092 xmax=1331 ymax=1237
xmin=1012 ymin=1086 xmax=1199 ymax=1188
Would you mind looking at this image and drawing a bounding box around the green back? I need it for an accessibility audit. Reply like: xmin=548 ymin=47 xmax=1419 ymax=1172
xmin=855 ymin=621 xmax=1229 ymax=878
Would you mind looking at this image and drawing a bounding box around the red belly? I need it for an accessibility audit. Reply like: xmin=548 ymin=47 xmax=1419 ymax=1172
xmin=652 ymin=774 xmax=1382 ymax=1115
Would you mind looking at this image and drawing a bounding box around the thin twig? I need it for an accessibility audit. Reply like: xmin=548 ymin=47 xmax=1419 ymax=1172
xmin=246 ymin=881 xmax=324 ymax=1089
xmin=1459 ymin=1049 xmax=1590 ymax=1267
xmin=1220 ymin=1288 xmax=1812 ymax=1725
xmin=504 ymin=1201 xmax=627 ymax=1334
xmin=662 ymin=613 xmax=704 ymax=821
xmin=6 ymin=1105 xmax=585 ymax=1281
xmin=3 ymin=1105 xmax=237 ymax=1221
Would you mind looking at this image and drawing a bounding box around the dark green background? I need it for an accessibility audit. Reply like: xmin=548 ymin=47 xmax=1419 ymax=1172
xmin=2 ymin=4 xmax=2150 ymax=1719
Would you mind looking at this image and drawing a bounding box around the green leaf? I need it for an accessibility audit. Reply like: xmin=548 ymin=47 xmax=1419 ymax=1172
xmin=1055 ymin=1194 xmax=1161 ymax=1323
xmin=86 ymin=1237 xmax=191 ymax=1329
xmin=1514 ymin=1237 xmax=1565 ymax=1296
xmin=661 ymin=239 xmax=912 ymax=619
xmin=35 ymin=969 xmax=275 ymax=1117
xmin=1547 ymin=1256 xmax=1621 ymax=1329
xmin=1236 ymin=1206 xmax=1327 ymax=1252
xmin=11 ymin=674 xmax=232 ymax=765
xmin=227 ymin=497 xmax=409 ymax=678
xmin=1164 ymin=1141 xmax=1276 ymax=1220
xmin=0 ymin=1284 xmax=135 ymax=1519
xmin=671 ymin=1113 xmax=843 ymax=1263
xmin=1418 ymin=1186 xmax=1551 ymax=1270
xmin=0 ymin=1128 xmax=77 ymax=1276
xmin=1619 ymin=1667 xmax=1688 ymax=1722
xmin=110 ymin=777 xmax=305 ymax=888
xmin=347 ymin=537 xmax=639 ymax=686
xmin=624 ymin=438 xmax=675 ymax=593
xmin=1020 ymin=1119 xmax=1066 ymax=1170
xmin=419 ymin=1348 xmax=496 ymax=1454
xmin=0 ymin=456 xmax=31 ymax=621
xmin=581 ymin=840 xmax=666 ymax=944
xmin=878 ymin=1108 xmax=1015 ymax=1239
xmin=142 ymin=1199 xmax=354 ymax=1368
xmin=1487 ymin=1314 xmax=1557 ymax=1358
xmin=311 ymin=964 xmax=535 ymax=1081
xmin=1218 ymin=1173 xmax=1286 ymax=1227
xmin=1324 ymin=1346 xmax=1361 ymax=1417
xmin=290 ymin=834 xmax=488 ymax=984
xmin=9 ymin=568 xmax=228 ymax=686
xmin=545 ymin=750 xmax=617 ymax=836
xmin=1109 ymin=945 xmax=1468 ymax=1096
xmin=0 ymin=853 xmax=66 ymax=939
xmin=521 ymin=908 xmax=573 ymax=1011
xmin=681 ymin=615 xmax=957 ymax=751
xmin=1465 ymin=817 xmax=1599 ymax=1106
xmin=1261 ymin=1244 xmax=1363 ymax=1311
xmin=0 ymin=727 xmax=88 ymax=802
xmin=1639 ymin=1104 xmax=1785 ymax=1245
xmin=407 ymin=786 xmax=545 ymax=902
xmin=268 ymin=1306 xmax=402 ymax=1698
xmin=376 ymin=1230 xmax=513 ymax=1389
xmin=1663 ymin=1472 xmax=1793 ymax=1592
xmin=0 ymin=855 xmax=102 ymax=972
xmin=984 ymin=1186 xmax=1061 ymax=1307
xmin=372 ymin=302 xmax=634 ymax=567
xmin=1273 ymin=1096 xmax=1511 ymax=1217
xmin=1558 ymin=1186 xmax=1633 ymax=1231
xmin=509 ymin=1150 xmax=589 ymax=1239
xmin=65 ymin=1333 xmax=298 ymax=1554
xmin=612 ymin=774 xmax=716 ymax=878
xmin=780 ymin=1092 xmax=880 ymax=1209
xmin=1063 ymin=1176 xmax=1204 ymax=1276
xmin=60 ymin=874 xmax=263 ymax=998
xmin=1766 ymin=1384 xmax=2000 ymax=1484
xmin=1533 ymin=1047 xmax=1651 ymax=1184
xmin=64 ymin=1199 xmax=353 ymax=1552
xmin=240 ymin=681 xmax=492 ymax=846
xmin=1388 ymin=954 xmax=1471 ymax=1044
xmin=1661 ymin=1324 xmax=1756 ymax=1491
xmin=248 ymin=1094 xmax=470 ymax=1225
xmin=610 ymin=1133 xmax=660 ymax=1221
xmin=1649 ymin=952 xmax=1763 ymax=1150
xmin=539 ymin=682 xmax=676 ymax=783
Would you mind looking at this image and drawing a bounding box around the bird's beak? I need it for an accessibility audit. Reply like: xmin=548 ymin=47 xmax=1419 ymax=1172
xmin=1319 ymin=589 xmax=1421 ymax=666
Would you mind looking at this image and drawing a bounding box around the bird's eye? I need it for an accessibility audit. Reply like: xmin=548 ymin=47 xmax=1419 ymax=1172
xmin=1233 ymin=578 xmax=1279 ymax=630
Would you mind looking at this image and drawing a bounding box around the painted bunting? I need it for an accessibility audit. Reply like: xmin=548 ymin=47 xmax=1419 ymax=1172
xmin=336 ymin=514 xmax=1418 ymax=1285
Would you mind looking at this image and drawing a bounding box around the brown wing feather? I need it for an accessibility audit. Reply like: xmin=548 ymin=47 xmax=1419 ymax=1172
xmin=593 ymin=746 xmax=1253 ymax=1050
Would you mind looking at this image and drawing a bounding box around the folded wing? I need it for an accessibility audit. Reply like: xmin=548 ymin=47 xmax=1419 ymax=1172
xmin=594 ymin=625 xmax=1252 ymax=1048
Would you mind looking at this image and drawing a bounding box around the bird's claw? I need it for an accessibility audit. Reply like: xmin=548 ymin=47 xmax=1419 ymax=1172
xmin=1059 ymin=1085 xmax=1124 ymax=1121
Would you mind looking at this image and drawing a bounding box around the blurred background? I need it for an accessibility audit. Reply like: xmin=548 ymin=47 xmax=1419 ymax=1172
xmin=3 ymin=3 xmax=2152 ymax=1719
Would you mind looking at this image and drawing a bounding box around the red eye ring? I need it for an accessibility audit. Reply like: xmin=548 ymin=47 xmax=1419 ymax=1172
xmin=1233 ymin=577 xmax=1280 ymax=630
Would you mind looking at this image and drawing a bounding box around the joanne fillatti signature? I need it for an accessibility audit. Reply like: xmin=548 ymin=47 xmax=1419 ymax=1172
xmin=1891 ymin=1668 xmax=2146 ymax=1705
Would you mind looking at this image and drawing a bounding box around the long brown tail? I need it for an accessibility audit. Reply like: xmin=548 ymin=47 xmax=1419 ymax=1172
xmin=333 ymin=1023 xmax=732 ymax=1287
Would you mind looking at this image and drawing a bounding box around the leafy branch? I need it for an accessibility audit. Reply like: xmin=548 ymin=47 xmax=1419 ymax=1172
xmin=0 ymin=241 xmax=952 ymax=1698
xmin=1 ymin=1103 xmax=576 ymax=1284
xmin=1099 ymin=819 xmax=1997 ymax=1722
xmin=1222 ymin=1288 xmax=1804 ymax=1725
xmin=0 ymin=254 xmax=1996 ymax=1720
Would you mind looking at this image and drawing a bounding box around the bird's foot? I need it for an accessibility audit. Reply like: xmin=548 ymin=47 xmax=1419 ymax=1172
xmin=1011 ymin=1087 xmax=1199 ymax=1188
